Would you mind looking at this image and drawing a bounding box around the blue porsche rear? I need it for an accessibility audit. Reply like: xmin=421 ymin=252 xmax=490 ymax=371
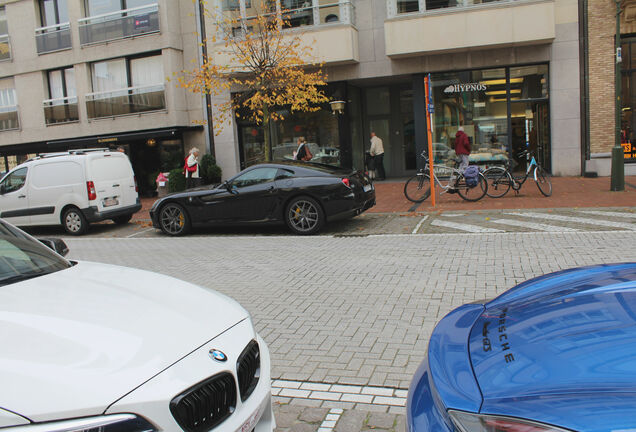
xmin=407 ymin=263 xmax=636 ymax=432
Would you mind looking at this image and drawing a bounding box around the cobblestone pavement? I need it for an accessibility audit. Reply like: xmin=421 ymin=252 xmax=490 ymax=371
xmin=27 ymin=207 xmax=636 ymax=238
xmin=61 ymin=229 xmax=636 ymax=431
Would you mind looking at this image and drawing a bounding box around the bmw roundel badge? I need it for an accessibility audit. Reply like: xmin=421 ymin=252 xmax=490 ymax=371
xmin=209 ymin=349 xmax=227 ymax=362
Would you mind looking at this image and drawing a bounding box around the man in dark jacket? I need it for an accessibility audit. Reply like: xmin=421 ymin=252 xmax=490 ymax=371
xmin=449 ymin=126 xmax=471 ymax=190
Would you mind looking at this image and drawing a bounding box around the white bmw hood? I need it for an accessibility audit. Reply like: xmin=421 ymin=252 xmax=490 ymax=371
xmin=0 ymin=261 xmax=248 ymax=423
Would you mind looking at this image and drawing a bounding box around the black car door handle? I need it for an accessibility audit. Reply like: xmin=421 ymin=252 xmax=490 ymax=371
xmin=18 ymin=195 xmax=26 ymax=198
xmin=112 ymin=184 xmax=120 ymax=187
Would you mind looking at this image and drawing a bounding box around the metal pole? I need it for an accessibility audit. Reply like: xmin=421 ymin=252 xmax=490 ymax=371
xmin=611 ymin=0 xmax=625 ymax=191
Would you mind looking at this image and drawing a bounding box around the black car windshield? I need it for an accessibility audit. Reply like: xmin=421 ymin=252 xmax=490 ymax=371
xmin=0 ymin=220 xmax=72 ymax=286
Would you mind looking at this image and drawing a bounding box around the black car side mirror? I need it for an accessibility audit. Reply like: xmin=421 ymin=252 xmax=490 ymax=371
xmin=224 ymin=181 xmax=239 ymax=195
xmin=38 ymin=238 xmax=69 ymax=257
xmin=0 ymin=184 xmax=6 ymax=195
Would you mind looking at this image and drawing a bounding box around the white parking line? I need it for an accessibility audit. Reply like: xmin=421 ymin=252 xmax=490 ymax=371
xmin=431 ymin=219 xmax=503 ymax=233
xmin=579 ymin=210 xmax=636 ymax=219
xmin=126 ymin=227 xmax=155 ymax=238
xmin=412 ymin=215 xmax=429 ymax=234
xmin=490 ymin=218 xmax=579 ymax=232
xmin=506 ymin=212 xmax=636 ymax=231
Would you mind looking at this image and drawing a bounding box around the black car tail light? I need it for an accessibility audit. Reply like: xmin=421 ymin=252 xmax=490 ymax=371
xmin=170 ymin=372 xmax=237 ymax=432
xmin=237 ymin=340 xmax=260 ymax=402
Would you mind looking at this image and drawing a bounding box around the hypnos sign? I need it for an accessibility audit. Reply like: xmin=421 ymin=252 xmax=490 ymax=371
xmin=444 ymin=83 xmax=487 ymax=93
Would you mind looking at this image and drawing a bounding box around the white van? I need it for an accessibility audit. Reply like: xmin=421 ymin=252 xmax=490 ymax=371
xmin=0 ymin=149 xmax=141 ymax=235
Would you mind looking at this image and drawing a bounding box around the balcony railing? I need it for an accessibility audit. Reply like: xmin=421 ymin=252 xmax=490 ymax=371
xmin=387 ymin=0 xmax=526 ymax=17
xmin=85 ymin=84 xmax=166 ymax=119
xmin=0 ymin=105 xmax=19 ymax=131
xmin=0 ymin=34 xmax=11 ymax=61
xmin=36 ymin=23 xmax=72 ymax=54
xmin=43 ymin=96 xmax=79 ymax=125
xmin=227 ymin=1 xmax=354 ymax=37
xmin=78 ymin=3 xmax=159 ymax=46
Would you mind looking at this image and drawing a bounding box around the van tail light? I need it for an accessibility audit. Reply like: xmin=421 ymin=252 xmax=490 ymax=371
xmin=86 ymin=181 xmax=97 ymax=201
xmin=341 ymin=178 xmax=351 ymax=188
xmin=448 ymin=410 xmax=572 ymax=432
xmin=134 ymin=176 xmax=139 ymax=193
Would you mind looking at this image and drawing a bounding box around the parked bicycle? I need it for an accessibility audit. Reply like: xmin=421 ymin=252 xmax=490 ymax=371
xmin=404 ymin=151 xmax=488 ymax=202
xmin=483 ymin=150 xmax=552 ymax=198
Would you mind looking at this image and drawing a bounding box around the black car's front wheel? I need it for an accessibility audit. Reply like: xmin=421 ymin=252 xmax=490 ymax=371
xmin=159 ymin=203 xmax=190 ymax=236
xmin=285 ymin=196 xmax=324 ymax=235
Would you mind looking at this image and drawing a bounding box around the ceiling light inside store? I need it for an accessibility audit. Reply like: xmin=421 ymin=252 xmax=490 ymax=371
xmin=480 ymin=78 xmax=524 ymax=86
xmin=486 ymin=90 xmax=522 ymax=96
xmin=490 ymin=97 xmax=521 ymax=102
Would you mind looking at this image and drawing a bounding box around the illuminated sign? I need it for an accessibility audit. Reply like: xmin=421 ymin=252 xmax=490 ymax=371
xmin=444 ymin=83 xmax=487 ymax=94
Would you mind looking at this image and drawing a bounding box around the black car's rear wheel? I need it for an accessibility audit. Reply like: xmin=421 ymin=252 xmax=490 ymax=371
xmin=285 ymin=196 xmax=324 ymax=235
xmin=159 ymin=203 xmax=190 ymax=236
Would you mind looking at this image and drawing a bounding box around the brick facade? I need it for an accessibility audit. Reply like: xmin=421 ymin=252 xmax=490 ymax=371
xmin=587 ymin=1 xmax=636 ymax=155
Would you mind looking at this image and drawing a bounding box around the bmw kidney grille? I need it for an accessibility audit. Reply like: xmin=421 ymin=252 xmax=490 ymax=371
xmin=237 ymin=340 xmax=261 ymax=402
xmin=170 ymin=372 xmax=237 ymax=432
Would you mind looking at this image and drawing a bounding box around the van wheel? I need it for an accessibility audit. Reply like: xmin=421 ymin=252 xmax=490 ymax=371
xmin=112 ymin=214 xmax=133 ymax=225
xmin=62 ymin=207 xmax=88 ymax=236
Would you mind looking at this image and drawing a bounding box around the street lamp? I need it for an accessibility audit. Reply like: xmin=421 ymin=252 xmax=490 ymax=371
xmin=612 ymin=0 xmax=626 ymax=191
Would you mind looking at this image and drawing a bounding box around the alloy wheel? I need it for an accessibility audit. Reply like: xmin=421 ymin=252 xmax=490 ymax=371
xmin=160 ymin=204 xmax=187 ymax=235
xmin=288 ymin=200 xmax=319 ymax=233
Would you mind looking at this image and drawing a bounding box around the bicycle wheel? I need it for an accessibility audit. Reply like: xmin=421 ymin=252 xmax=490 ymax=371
xmin=457 ymin=172 xmax=488 ymax=202
xmin=483 ymin=166 xmax=512 ymax=198
xmin=534 ymin=166 xmax=552 ymax=197
xmin=404 ymin=173 xmax=431 ymax=202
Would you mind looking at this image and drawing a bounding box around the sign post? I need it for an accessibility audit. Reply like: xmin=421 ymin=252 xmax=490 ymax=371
xmin=424 ymin=74 xmax=436 ymax=207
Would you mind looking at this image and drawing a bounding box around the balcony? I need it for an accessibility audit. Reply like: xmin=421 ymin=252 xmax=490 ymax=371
xmin=78 ymin=3 xmax=159 ymax=46
xmin=384 ymin=0 xmax=555 ymax=57
xmin=0 ymin=34 xmax=11 ymax=61
xmin=36 ymin=23 xmax=72 ymax=54
xmin=214 ymin=1 xmax=358 ymax=67
xmin=43 ymin=96 xmax=79 ymax=125
xmin=85 ymin=84 xmax=166 ymax=119
xmin=0 ymin=105 xmax=19 ymax=131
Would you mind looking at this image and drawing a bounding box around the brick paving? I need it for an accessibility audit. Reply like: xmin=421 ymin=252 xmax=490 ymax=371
xmin=60 ymin=230 xmax=636 ymax=431
xmin=132 ymin=176 xmax=636 ymax=222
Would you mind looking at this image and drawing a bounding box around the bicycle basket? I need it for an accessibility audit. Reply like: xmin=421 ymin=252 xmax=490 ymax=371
xmin=463 ymin=166 xmax=480 ymax=188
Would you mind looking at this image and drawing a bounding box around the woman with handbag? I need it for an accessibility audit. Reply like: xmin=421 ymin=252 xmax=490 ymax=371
xmin=294 ymin=137 xmax=313 ymax=162
xmin=184 ymin=147 xmax=200 ymax=189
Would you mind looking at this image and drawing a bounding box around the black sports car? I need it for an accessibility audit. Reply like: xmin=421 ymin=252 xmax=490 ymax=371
xmin=150 ymin=162 xmax=376 ymax=235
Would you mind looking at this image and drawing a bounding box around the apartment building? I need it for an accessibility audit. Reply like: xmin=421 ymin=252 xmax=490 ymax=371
xmin=1 ymin=0 xmax=583 ymax=188
xmin=209 ymin=0 xmax=582 ymax=178
xmin=0 ymin=0 xmax=210 ymax=194
xmin=584 ymin=0 xmax=636 ymax=176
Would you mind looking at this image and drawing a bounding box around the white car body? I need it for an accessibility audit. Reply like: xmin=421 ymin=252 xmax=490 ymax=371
xmin=0 ymin=149 xmax=141 ymax=233
xmin=0 ymin=231 xmax=274 ymax=431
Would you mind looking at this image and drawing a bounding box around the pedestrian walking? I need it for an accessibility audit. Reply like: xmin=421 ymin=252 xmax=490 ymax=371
xmin=184 ymin=147 xmax=200 ymax=189
xmin=293 ymin=137 xmax=313 ymax=161
xmin=370 ymin=132 xmax=385 ymax=180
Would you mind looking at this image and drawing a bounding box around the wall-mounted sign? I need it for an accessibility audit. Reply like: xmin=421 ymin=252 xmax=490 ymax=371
xmin=444 ymin=83 xmax=487 ymax=94
xmin=134 ymin=14 xmax=150 ymax=30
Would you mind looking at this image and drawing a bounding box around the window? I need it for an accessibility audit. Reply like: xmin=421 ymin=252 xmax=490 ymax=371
xmin=48 ymin=67 xmax=76 ymax=101
xmin=0 ymin=7 xmax=7 ymax=35
xmin=0 ymin=88 xmax=16 ymax=108
xmin=0 ymin=84 xmax=18 ymax=131
xmin=221 ymin=0 xmax=351 ymax=32
xmin=397 ymin=0 xmax=419 ymax=13
xmin=40 ymin=0 xmax=69 ymax=27
xmin=1 ymin=167 xmax=27 ymax=193
xmin=91 ymin=54 xmax=163 ymax=92
xmin=231 ymin=168 xmax=278 ymax=188
xmin=84 ymin=0 xmax=155 ymax=15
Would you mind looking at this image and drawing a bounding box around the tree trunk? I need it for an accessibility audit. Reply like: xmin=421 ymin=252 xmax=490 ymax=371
xmin=263 ymin=105 xmax=272 ymax=162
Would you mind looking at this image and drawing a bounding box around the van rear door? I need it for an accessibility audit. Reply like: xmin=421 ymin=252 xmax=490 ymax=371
xmin=88 ymin=153 xmax=138 ymax=213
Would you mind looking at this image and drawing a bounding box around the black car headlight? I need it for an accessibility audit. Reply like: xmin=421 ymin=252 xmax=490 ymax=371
xmin=449 ymin=410 xmax=573 ymax=432
xmin=5 ymin=414 xmax=156 ymax=432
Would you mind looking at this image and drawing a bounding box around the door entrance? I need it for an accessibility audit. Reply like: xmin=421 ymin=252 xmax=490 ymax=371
xmin=510 ymin=101 xmax=551 ymax=173
xmin=363 ymin=86 xmax=414 ymax=178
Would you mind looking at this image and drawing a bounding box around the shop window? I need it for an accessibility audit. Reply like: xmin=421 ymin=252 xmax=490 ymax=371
xmin=621 ymin=37 xmax=636 ymax=162
xmin=366 ymin=87 xmax=391 ymax=116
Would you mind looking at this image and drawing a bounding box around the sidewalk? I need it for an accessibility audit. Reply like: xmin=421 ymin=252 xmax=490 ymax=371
xmin=134 ymin=176 xmax=636 ymax=221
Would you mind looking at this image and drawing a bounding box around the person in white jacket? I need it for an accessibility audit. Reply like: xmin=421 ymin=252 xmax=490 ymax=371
xmin=185 ymin=147 xmax=200 ymax=189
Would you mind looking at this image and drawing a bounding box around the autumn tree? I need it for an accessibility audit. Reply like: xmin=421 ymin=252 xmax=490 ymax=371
xmin=179 ymin=0 xmax=330 ymax=161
